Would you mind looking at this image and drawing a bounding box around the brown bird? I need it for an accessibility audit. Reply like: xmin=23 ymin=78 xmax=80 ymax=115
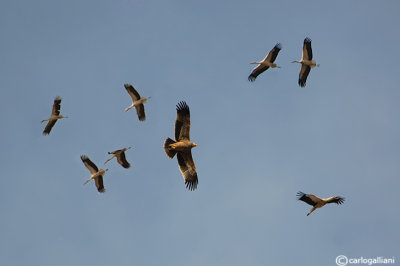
xmin=164 ymin=101 xmax=198 ymax=191
xmin=104 ymin=147 xmax=132 ymax=168
xmin=81 ymin=155 xmax=108 ymax=193
xmin=41 ymin=96 xmax=68 ymax=135
xmin=297 ymin=191 xmax=345 ymax=216
xmin=124 ymin=83 xmax=150 ymax=121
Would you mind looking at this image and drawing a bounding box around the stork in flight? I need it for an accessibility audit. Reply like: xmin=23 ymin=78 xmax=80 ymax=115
xmin=291 ymin=37 xmax=319 ymax=87
xmin=124 ymin=83 xmax=150 ymax=121
xmin=248 ymin=43 xmax=282 ymax=82
xmin=81 ymin=155 xmax=108 ymax=193
xmin=164 ymin=101 xmax=198 ymax=191
xmin=104 ymin=147 xmax=132 ymax=169
xmin=297 ymin=191 xmax=345 ymax=216
xmin=41 ymin=96 xmax=68 ymax=135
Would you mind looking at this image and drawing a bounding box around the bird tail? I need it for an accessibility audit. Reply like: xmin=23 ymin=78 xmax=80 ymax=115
xmin=164 ymin=138 xmax=177 ymax=158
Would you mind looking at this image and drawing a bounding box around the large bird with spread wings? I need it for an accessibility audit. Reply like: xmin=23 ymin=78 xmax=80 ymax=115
xmin=164 ymin=101 xmax=198 ymax=191
xmin=297 ymin=191 xmax=345 ymax=216
xmin=41 ymin=96 xmax=68 ymax=135
xmin=81 ymin=155 xmax=108 ymax=193
xmin=104 ymin=147 xmax=132 ymax=169
xmin=248 ymin=43 xmax=282 ymax=82
xmin=124 ymin=83 xmax=150 ymax=121
xmin=291 ymin=37 xmax=319 ymax=87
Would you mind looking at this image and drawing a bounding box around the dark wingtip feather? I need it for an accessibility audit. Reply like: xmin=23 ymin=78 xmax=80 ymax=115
xmin=304 ymin=37 xmax=312 ymax=44
xmin=248 ymin=75 xmax=256 ymax=82
xmin=176 ymin=101 xmax=190 ymax=114
xmin=80 ymin=155 xmax=88 ymax=161
xmin=337 ymin=197 xmax=345 ymax=205
xmin=275 ymin=43 xmax=282 ymax=50
xmin=122 ymin=163 xmax=130 ymax=169
xmin=185 ymin=179 xmax=198 ymax=191
xmin=54 ymin=96 xmax=62 ymax=102
xmin=296 ymin=191 xmax=306 ymax=199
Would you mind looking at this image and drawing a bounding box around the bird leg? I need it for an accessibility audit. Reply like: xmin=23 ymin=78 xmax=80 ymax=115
xmin=41 ymin=119 xmax=49 ymax=123
xmin=83 ymin=178 xmax=93 ymax=185
xmin=307 ymin=207 xmax=317 ymax=216
xmin=104 ymin=155 xmax=116 ymax=165
xmin=125 ymin=105 xmax=134 ymax=112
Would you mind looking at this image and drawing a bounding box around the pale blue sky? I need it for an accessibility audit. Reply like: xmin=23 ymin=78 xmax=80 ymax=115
xmin=1 ymin=1 xmax=399 ymax=265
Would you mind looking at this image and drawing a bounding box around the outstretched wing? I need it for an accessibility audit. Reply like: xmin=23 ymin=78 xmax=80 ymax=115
xmin=248 ymin=65 xmax=269 ymax=82
xmin=124 ymin=83 xmax=141 ymax=102
xmin=94 ymin=175 xmax=106 ymax=193
xmin=297 ymin=191 xmax=317 ymax=206
xmin=325 ymin=196 xmax=345 ymax=205
xmin=303 ymin=37 xmax=313 ymax=60
xmin=298 ymin=65 xmax=311 ymax=87
xmin=81 ymin=155 xmax=99 ymax=175
xmin=177 ymin=151 xmax=198 ymax=191
xmin=43 ymin=120 xmax=58 ymax=135
xmin=175 ymin=101 xmax=191 ymax=141
xmin=52 ymin=96 xmax=62 ymax=116
xmin=117 ymin=151 xmax=131 ymax=168
xmin=135 ymin=104 xmax=146 ymax=121
xmin=267 ymin=43 xmax=282 ymax=63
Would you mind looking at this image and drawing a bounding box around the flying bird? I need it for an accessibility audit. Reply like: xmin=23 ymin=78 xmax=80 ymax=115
xmin=248 ymin=43 xmax=282 ymax=82
xmin=164 ymin=101 xmax=198 ymax=191
xmin=291 ymin=37 xmax=319 ymax=87
xmin=81 ymin=155 xmax=108 ymax=193
xmin=104 ymin=147 xmax=132 ymax=168
xmin=297 ymin=191 xmax=345 ymax=216
xmin=41 ymin=96 xmax=68 ymax=135
xmin=124 ymin=83 xmax=150 ymax=121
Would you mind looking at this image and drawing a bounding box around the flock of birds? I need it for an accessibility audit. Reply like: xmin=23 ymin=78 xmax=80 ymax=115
xmin=248 ymin=37 xmax=320 ymax=87
xmin=40 ymin=37 xmax=345 ymax=216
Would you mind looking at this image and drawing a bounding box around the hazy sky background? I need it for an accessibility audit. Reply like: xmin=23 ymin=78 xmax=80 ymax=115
xmin=1 ymin=1 xmax=399 ymax=265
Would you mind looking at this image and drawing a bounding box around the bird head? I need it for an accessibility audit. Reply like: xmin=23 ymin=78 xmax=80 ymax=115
xmin=191 ymin=142 xmax=198 ymax=148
